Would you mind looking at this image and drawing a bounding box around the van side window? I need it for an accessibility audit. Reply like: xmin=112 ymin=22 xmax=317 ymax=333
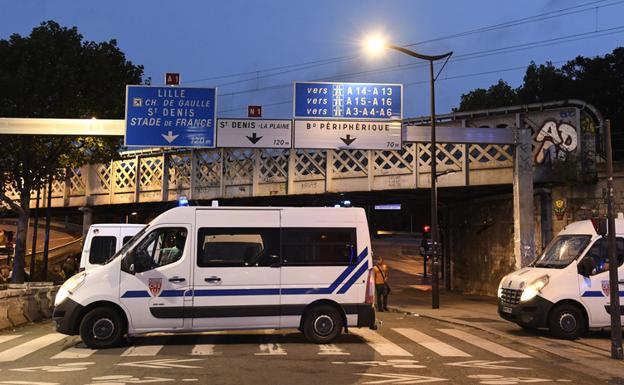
xmin=197 ymin=228 xmax=280 ymax=268
xmin=122 ymin=236 xmax=134 ymax=245
xmin=133 ymin=228 xmax=187 ymax=272
xmin=89 ymin=236 xmax=117 ymax=265
xmin=282 ymin=228 xmax=357 ymax=266
xmin=583 ymin=237 xmax=624 ymax=275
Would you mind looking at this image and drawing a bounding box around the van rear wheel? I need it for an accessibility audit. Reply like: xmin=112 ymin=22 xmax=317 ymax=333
xmin=79 ymin=307 xmax=125 ymax=349
xmin=303 ymin=305 xmax=343 ymax=344
xmin=548 ymin=303 xmax=586 ymax=340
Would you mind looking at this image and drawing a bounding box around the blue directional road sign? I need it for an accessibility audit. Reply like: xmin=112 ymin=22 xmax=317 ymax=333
xmin=125 ymin=86 xmax=216 ymax=148
xmin=294 ymin=82 xmax=402 ymax=120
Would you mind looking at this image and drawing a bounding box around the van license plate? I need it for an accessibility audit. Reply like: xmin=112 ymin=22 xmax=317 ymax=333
xmin=502 ymin=306 xmax=513 ymax=314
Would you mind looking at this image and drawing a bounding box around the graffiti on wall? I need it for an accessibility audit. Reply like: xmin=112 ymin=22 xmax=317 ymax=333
xmin=534 ymin=120 xmax=578 ymax=164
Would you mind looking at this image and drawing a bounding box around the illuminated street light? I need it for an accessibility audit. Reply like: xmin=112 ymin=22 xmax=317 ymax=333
xmin=364 ymin=36 xmax=452 ymax=309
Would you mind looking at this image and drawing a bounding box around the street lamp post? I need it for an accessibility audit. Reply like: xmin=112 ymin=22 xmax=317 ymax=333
xmin=365 ymin=38 xmax=452 ymax=309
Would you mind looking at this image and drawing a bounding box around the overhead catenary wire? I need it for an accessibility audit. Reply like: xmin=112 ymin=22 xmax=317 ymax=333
xmin=217 ymin=25 xmax=624 ymax=114
xmin=185 ymin=0 xmax=623 ymax=88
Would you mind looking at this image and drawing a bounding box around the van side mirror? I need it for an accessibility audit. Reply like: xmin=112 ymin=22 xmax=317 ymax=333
xmin=121 ymin=252 xmax=136 ymax=275
xmin=578 ymin=257 xmax=595 ymax=277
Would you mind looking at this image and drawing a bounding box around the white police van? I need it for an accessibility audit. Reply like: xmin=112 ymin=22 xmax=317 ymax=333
xmin=54 ymin=206 xmax=376 ymax=348
xmin=79 ymin=224 xmax=145 ymax=272
xmin=498 ymin=218 xmax=624 ymax=339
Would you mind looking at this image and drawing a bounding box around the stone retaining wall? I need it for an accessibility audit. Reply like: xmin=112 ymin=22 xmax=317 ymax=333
xmin=0 ymin=283 xmax=59 ymax=330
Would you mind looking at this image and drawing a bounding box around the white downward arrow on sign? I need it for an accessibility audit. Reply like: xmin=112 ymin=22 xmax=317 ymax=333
xmin=161 ymin=131 xmax=179 ymax=143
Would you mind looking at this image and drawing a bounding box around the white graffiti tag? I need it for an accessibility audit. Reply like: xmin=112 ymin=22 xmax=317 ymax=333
xmin=535 ymin=120 xmax=578 ymax=164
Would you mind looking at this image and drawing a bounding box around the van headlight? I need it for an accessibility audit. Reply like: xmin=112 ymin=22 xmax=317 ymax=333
xmin=54 ymin=272 xmax=86 ymax=306
xmin=497 ymin=280 xmax=504 ymax=298
xmin=520 ymin=275 xmax=549 ymax=302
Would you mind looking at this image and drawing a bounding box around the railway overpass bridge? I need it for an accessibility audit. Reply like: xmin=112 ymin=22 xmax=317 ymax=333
xmin=1 ymin=100 xmax=603 ymax=294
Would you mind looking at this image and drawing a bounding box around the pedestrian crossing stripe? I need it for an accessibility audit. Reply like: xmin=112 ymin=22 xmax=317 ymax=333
xmin=392 ymin=328 xmax=471 ymax=357
xmin=438 ymin=329 xmax=530 ymax=358
xmin=0 ymin=327 xmax=532 ymax=362
xmin=0 ymin=333 xmax=66 ymax=362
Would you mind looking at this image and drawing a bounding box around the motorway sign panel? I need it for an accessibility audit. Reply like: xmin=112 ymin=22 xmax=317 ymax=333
xmin=125 ymin=85 xmax=216 ymax=148
xmin=294 ymin=81 xmax=402 ymax=120
xmin=294 ymin=120 xmax=401 ymax=150
xmin=217 ymin=119 xmax=292 ymax=148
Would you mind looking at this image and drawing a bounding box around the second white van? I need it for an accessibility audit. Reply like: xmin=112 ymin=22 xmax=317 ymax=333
xmin=79 ymin=224 xmax=145 ymax=272
xmin=498 ymin=218 xmax=624 ymax=339
xmin=54 ymin=206 xmax=376 ymax=348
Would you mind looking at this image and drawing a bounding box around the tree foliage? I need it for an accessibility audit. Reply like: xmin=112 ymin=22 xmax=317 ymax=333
xmin=0 ymin=21 xmax=145 ymax=282
xmin=456 ymin=48 xmax=624 ymax=159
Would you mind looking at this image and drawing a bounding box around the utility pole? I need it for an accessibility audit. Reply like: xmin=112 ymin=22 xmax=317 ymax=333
xmin=29 ymin=188 xmax=40 ymax=279
xmin=605 ymin=119 xmax=623 ymax=360
xmin=42 ymin=177 xmax=52 ymax=281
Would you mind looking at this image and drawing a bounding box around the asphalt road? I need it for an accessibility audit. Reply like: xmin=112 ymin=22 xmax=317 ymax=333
xmin=0 ymin=312 xmax=614 ymax=385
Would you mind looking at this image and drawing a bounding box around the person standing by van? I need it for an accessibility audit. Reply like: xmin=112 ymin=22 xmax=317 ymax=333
xmin=374 ymin=256 xmax=390 ymax=311
xmin=62 ymin=256 xmax=77 ymax=279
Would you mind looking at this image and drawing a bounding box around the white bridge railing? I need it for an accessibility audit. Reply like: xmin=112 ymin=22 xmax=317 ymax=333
xmin=6 ymin=142 xmax=514 ymax=208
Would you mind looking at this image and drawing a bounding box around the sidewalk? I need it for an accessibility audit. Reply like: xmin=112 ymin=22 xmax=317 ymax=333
xmin=372 ymin=237 xmax=624 ymax=378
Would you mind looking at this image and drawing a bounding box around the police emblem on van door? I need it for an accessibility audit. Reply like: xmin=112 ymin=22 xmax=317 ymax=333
xmin=601 ymin=280 xmax=610 ymax=297
xmin=149 ymin=278 xmax=163 ymax=297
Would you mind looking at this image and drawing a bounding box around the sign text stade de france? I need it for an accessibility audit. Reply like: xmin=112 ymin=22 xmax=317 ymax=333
xmin=125 ymin=86 xmax=216 ymax=148
xmin=294 ymin=82 xmax=402 ymax=120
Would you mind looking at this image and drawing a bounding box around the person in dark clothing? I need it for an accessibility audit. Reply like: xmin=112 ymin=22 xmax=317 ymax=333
xmin=62 ymin=256 xmax=76 ymax=279
xmin=373 ymin=256 xmax=390 ymax=311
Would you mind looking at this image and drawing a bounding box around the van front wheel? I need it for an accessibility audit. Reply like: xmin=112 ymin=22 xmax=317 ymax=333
xmin=303 ymin=305 xmax=343 ymax=344
xmin=79 ymin=307 xmax=125 ymax=349
xmin=548 ymin=303 xmax=586 ymax=340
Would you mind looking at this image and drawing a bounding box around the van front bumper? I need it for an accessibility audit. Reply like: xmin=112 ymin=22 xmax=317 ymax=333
xmin=53 ymin=298 xmax=84 ymax=335
xmin=498 ymin=295 xmax=553 ymax=328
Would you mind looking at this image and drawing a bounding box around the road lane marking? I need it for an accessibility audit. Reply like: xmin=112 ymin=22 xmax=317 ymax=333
xmin=349 ymin=328 xmax=412 ymax=356
xmin=117 ymin=358 xmax=202 ymax=368
xmin=190 ymin=344 xmax=220 ymax=356
xmin=121 ymin=345 xmax=164 ymax=357
xmin=0 ymin=333 xmax=65 ymax=362
xmin=0 ymin=335 xmax=22 ymax=345
xmin=51 ymin=346 xmax=97 ymax=359
xmin=255 ymin=343 xmax=287 ymax=355
xmin=318 ymin=344 xmax=350 ymax=355
xmin=392 ymin=328 xmax=471 ymax=357
xmin=438 ymin=329 xmax=530 ymax=358
xmin=11 ymin=362 xmax=95 ymax=372
xmin=356 ymin=372 xmax=447 ymax=383
xmin=446 ymin=360 xmax=530 ymax=370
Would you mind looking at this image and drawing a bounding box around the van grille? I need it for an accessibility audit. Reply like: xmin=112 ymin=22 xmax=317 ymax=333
xmin=500 ymin=288 xmax=522 ymax=305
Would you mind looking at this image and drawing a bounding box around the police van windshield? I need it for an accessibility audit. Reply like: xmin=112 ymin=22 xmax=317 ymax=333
xmin=105 ymin=225 xmax=149 ymax=264
xmin=533 ymin=235 xmax=592 ymax=268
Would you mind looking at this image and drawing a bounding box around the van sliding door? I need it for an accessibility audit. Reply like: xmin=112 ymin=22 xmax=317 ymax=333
xmin=192 ymin=209 xmax=281 ymax=330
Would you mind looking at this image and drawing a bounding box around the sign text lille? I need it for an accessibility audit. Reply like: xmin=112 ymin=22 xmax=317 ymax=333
xmin=125 ymin=86 xmax=216 ymax=148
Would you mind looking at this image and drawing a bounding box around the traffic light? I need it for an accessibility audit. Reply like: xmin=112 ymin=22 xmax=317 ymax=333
xmin=423 ymin=225 xmax=431 ymax=233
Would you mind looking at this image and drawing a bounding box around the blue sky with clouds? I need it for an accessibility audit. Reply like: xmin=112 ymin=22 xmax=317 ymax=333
xmin=1 ymin=0 xmax=622 ymax=118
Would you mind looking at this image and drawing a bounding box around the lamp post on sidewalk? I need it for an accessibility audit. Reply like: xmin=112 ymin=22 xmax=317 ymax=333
xmin=365 ymin=37 xmax=452 ymax=309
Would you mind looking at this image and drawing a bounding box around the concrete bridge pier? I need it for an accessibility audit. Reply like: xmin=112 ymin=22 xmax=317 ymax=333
xmin=78 ymin=207 xmax=92 ymax=242
xmin=513 ymin=116 xmax=536 ymax=269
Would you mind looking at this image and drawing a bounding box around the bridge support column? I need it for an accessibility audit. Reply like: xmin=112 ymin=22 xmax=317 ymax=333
xmin=78 ymin=207 xmax=93 ymax=242
xmin=513 ymin=116 xmax=536 ymax=268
